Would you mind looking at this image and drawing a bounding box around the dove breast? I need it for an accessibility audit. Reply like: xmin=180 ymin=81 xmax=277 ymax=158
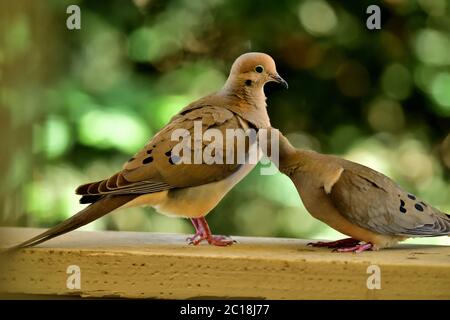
xmin=151 ymin=160 xmax=257 ymax=218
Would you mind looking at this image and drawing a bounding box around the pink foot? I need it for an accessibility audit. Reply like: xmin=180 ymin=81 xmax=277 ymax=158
xmin=187 ymin=218 xmax=235 ymax=247
xmin=308 ymin=238 xmax=361 ymax=248
xmin=206 ymin=235 xmax=235 ymax=246
xmin=335 ymin=242 xmax=373 ymax=253
xmin=186 ymin=233 xmax=202 ymax=244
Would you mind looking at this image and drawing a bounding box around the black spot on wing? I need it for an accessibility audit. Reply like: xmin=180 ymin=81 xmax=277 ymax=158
xmin=420 ymin=201 xmax=427 ymax=207
xmin=128 ymin=157 xmax=135 ymax=162
xmin=142 ymin=156 xmax=154 ymax=164
xmin=407 ymin=194 xmax=416 ymax=200
xmin=146 ymin=149 xmax=152 ymax=154
xmin=415 ymin=203 xmax=424 ymax=212
xmin=399 ymin=199 xmax=407 ymax=213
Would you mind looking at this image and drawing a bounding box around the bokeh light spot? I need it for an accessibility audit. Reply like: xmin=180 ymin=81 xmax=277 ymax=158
xmin=147 ymin=95 xmax=192 ymax=127
xmin=417 ymin=0 xmax=447 ymax=16
xmin=441 ymin=133 xmax=450 ymax=169
xmin=396 ymin=140 xmax=435 ymax=185
xmin=298 ymin=0 xmax=338 ymax=36
xmin=430 ymin=72 xmax=450 ymax=114
xmin=381 ymin=64 xmax=412 ymax=100
xmin=413 ymin=64 xmax=437 ymax=92
xmin=43 ymin=116 xmax=71 ymax=159
xmin=414 ymin=29 xmax=450 ymax=66
xmin=79 ymin=110 xmax=151 ymax=153
xmin=5 ymin=15 xmax=30 ymax=55
xmin=367 ymin=98 xmax=405 ymax=133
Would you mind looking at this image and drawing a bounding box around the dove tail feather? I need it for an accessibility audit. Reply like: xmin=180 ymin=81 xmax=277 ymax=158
xmin=5 ymin=194 xmax=138 ymax=252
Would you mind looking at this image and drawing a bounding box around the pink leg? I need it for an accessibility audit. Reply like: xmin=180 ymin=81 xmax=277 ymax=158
xmin=308 ymin=238 xmax=361 ymax=248
xmin=191 ymin=218 xmax=200 ymax=230
xmin=187 ymin=217 xmax=235 ymax=246
xmin=186 ymin=218 xmax=202 ymax=243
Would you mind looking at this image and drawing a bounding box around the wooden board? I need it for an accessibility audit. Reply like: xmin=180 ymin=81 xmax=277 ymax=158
xmin=1 ymin=227 xmax=449 ymax=299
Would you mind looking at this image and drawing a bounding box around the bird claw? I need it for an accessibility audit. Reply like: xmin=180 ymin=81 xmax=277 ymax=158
xmin=308 ymin=238 xmax=372 ymax=253
xmin=186 ymin=233 xmax=203 ymax=245
xmin=188 ymin=217 xmax=236 ymax=247
xmin=333 ymin=242 xmax=373 ymax=253
xmin=308 ymin=238 xmax=361 ymax=248
xmin=187 ymin=234 xmax=235 ymax=246
xmin=207 ymin=235 xmax=236 ymax=246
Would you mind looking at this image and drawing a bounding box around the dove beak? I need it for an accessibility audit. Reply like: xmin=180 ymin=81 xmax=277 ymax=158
xmin=270 ymin=73 xmax=289 ymax=89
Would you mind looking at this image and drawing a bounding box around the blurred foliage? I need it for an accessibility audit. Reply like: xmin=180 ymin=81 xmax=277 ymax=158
xmin=0 ymin=0 xmax=449 ymax=245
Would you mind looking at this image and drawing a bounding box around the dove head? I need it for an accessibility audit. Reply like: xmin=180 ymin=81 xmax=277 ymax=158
xmin=223 ymin=52 xmax=288 ymax=100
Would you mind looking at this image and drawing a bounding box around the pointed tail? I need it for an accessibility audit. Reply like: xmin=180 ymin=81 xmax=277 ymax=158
xmin=4 ymin=194 xmax=138 ymax=252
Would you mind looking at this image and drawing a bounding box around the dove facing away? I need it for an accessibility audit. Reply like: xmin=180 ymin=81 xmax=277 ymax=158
xmin=269 ymin=128 xmax=450 ymax=252
xmin=8 ymin=53 xmax=288 ymax=251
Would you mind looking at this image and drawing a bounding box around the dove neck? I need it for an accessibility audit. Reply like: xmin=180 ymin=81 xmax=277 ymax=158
xmin=263 ymin=129 xmax=305 ymax=169
xmin=276 ymin=133 xmax=310 ymax=170
xmin=222 ymin=77 xmax=267 ymax=108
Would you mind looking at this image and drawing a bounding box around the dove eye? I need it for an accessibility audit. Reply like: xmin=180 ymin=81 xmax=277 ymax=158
xmin=255 ymin=65 xmax=264 ymax=73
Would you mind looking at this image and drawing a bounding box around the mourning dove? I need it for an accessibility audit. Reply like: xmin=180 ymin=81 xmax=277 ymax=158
xmin=9 ymin=53 xmax=288 ymax=251
xmin=268 ymin=128 xmax=450 ymax=252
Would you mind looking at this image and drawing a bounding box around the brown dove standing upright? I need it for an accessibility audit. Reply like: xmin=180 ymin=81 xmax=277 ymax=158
xmin=268 ymin=128 xmax=450 ymax=252
xmin=9 ymin=53 xmax=288 ymax=250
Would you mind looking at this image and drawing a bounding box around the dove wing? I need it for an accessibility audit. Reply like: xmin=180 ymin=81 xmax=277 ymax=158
xmin=76 ymin=102 xmax=252 ymax=202
xmin=329 ymin=161 xmax=450 ymax=237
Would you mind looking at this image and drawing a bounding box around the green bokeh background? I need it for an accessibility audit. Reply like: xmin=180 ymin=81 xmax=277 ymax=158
xmin=1 ymin=0 xmax=449 ymax=245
